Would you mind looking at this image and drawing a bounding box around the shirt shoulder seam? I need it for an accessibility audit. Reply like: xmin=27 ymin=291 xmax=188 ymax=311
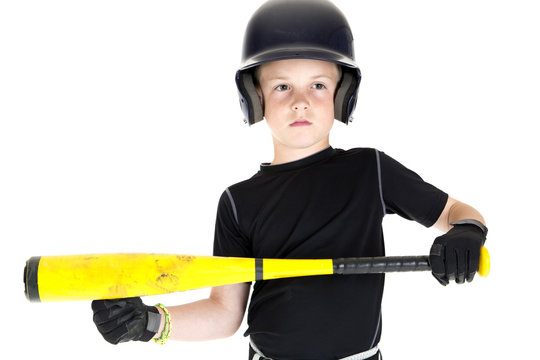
xmin=225 ymin=187 xmax=239 ymax=225
xmin=375 ymin=149 xmax=387 ymax=216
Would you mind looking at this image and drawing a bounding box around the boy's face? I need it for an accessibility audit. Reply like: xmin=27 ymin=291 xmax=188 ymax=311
xmin=257 ymin=59 xmax=340 ymax=155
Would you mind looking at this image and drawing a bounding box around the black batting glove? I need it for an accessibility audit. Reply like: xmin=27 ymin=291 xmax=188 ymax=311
xmin=92 ymin=297 xmax=161 ymax=344
xmin=430 ymin=220 xmax=487 ymax=286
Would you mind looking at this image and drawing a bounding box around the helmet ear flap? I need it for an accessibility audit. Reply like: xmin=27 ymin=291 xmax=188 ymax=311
xmin=236 ymin=71 xmax=264 ymax=126
xmin=334 ymin=68 xmax=360 ymax=124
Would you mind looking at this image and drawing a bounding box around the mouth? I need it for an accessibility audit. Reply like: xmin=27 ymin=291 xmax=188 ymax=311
xmin=290 ymin=119 xmax=312 ymax=127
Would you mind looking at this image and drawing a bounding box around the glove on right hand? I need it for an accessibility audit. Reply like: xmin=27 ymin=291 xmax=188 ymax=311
xmin=429 ymin=222 xmax=486 ymax=286
xmin=91 ymin=297 xmax=160 ymax=345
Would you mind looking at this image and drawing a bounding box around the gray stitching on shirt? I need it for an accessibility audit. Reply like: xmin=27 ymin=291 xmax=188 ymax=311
xmin=225 ymin=187 xmax=239 ymax=225
xmin=375 ymin=149 xmax=387 ymax=216
xmin=369 ymin=311 xmax=382 ymax=349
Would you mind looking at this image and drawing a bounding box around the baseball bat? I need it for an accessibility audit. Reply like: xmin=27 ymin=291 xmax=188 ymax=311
xmin=24 ymin=247 xmax=490 ymax=302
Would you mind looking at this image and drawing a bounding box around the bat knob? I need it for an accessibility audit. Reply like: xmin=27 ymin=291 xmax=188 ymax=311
xmin=478 ymin=246 xmax=490 ymax=277
xmin=24 ymin=257 xmax=41 ymax=302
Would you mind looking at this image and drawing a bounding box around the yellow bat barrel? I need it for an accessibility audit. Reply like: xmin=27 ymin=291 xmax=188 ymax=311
xmin=262 ymin=258 xmax=333 ymax=279
xmin=24 ymin=254 xmax=335 ymax=302
xmin=25 ymin=254 xmax=257 ymax=302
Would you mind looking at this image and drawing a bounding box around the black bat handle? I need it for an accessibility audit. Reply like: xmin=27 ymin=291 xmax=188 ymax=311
xmin=333 ymin=256 xmax=431 ymax=274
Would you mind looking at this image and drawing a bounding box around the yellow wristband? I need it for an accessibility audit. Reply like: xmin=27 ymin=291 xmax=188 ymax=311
xmin=153 ymin=303 xmax=171 ymax=345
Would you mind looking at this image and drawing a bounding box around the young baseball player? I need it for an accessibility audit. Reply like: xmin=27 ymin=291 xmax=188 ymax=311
xmin=91 ymin=1 xmax=488 ymax=359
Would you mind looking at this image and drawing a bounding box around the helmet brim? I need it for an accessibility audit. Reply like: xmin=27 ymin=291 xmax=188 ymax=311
xmin=238 ymin=46 xmax=359 ymax=72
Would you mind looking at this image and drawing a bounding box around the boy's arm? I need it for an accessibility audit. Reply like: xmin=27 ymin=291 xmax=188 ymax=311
xmin=431 ymin=196 xmax=486 ymax=232
xmin=155 ymin=282 xmax=251 ymax=341
xmin=92 ymin=283 xmax=250 ymax=345
xmin=429 ymin=196 xmax=487 ymax=285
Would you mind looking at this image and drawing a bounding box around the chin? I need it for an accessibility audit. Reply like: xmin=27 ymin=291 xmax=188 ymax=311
xmin=283 ymin=137 xmax=329 ymax=150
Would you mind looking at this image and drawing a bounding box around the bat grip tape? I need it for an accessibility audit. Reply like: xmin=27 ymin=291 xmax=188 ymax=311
xmin=333 ymin=256 xmax=431 ymax=274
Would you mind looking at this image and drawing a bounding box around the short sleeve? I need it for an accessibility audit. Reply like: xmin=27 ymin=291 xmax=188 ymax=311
xmin=213 ymin=189 xmax=252 ymax=257
xmin=377 ymin=150 xmax=448 ymax=227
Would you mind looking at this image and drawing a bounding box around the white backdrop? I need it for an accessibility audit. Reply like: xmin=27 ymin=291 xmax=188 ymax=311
xmin=1 ymin=0 xmax=538 ymax=358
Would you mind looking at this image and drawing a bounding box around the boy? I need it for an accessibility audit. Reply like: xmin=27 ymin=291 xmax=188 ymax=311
xmin=91 ymin=1 xmax=488 ymax=359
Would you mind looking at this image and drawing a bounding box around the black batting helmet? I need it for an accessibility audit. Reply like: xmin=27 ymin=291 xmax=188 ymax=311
xmin=235 ymin=0 xmax=361 ymax=126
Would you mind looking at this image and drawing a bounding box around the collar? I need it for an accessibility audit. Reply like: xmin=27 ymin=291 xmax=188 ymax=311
xmin=259 ymin=146 xmax=336 ymax=174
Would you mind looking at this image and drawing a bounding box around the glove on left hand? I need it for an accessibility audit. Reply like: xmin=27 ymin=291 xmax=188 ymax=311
xmin=430 ymin=221 xmax=487 ymax=286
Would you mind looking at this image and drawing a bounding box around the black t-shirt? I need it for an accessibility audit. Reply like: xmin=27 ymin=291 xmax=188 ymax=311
xmin=213 ymin=147 xmax=448 ymax=360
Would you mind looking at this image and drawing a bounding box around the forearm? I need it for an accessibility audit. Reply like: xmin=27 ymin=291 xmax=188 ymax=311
xmin=448 ymin=201 xmax=485 ymax=226
xmin=167 ymin=298 xmax=239 ymax=341
xmin=154 ymin=283 xmax=250 ymax=342
xmin=433 ymin=196 xmax=486 ymax=232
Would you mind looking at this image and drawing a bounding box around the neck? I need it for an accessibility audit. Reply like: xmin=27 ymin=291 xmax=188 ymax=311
xmin=271 ymin=139 xmax=330 ymax=165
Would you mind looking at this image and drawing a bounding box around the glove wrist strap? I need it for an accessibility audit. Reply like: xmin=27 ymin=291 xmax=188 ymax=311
xmin=450 ymin=218 xmax=488 ymax=236
xmin=140 ymin=307 xmax=161 ymax=342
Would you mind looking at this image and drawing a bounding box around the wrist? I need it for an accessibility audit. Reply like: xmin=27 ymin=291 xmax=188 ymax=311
xmin=152 ymin=306 xmax=166 ymax=339
xmin=152 ymin=303 xmax=172 ymax=345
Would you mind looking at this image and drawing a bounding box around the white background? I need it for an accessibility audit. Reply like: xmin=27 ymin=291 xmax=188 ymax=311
xmin=1 ymin=0 xmax=538 ymax=358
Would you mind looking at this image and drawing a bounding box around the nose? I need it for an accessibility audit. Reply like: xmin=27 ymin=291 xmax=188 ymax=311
xmin=291 ymin=91 xmax=309 ymax=112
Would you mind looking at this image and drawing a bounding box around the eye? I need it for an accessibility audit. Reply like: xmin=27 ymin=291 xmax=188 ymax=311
xmin=275 ymin=84 xmax=290 ymax=91
xmin=312 ymin=83 xmax=326 ymax=90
